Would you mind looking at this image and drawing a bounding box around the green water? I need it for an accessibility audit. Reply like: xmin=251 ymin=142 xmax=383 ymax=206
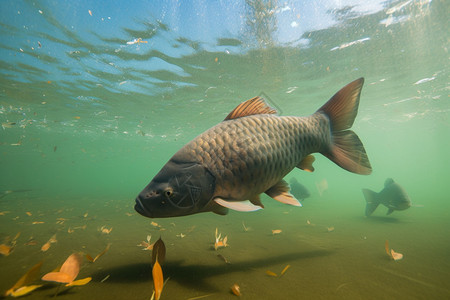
xmin=1 ymin=1 xmax=449 ymax=299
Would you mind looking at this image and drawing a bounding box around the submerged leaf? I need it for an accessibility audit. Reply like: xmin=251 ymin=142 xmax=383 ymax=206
xmin=42 ymin=253 xmax=83 ymax=284
xmin=390 ymin=249 xmax=403 ymax=261
xmin=5 ymin=262 xmax=43 ymax=296
xmin=152 ymin=238 xmax=166 ymax=266
xmin=9 ymin=285 xmax=43 ymax=297
xmin=59 ymin=253 xmax=82 ymax=282
xmin=385 ymin=240 xmax=390 ymax=256
xmin=41 ymin=272 xmax=72 ymax=284
xmin=152 ymin=259 xmax=164 ymax=300
xmin=230 ymin=283 xmax=241 ymax=296
xmin=280 ymin=264 xmax=291 ymax=276
xmin=66 ymin=277 xmax=92 ymax=287
xmin=86 ymin=243 xmax=111 ymax=263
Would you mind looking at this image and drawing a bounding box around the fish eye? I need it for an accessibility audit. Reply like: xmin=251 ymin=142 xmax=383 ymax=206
xmin=164 ymin=188 xmax=173 ymax=197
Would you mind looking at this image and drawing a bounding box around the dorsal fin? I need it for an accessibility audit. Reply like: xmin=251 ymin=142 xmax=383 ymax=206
xmin=224 ymin=97 xmax=277 ymax=120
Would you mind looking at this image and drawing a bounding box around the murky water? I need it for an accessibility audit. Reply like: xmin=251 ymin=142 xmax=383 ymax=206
xmin=1 ymin=1 xmax=449 ymax=299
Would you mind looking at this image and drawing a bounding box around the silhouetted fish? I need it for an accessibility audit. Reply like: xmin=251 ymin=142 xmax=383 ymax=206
xmin=289 ymin=178 xmax=310 ymax=201
xmin=135 ymin=78 xmax=371 ymax=218
xmin=363 ymin=178 xmax=411 ymax=216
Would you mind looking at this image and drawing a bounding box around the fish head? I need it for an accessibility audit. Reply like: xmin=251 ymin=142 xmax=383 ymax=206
xmin=135 ymin=160 xmax=215 ymax=218
xmin=390 ymin=183 xmax=412 ymax=211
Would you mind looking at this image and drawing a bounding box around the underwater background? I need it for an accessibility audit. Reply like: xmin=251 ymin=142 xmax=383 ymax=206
xmin=0 ymin=0 xmax=449 ymax=299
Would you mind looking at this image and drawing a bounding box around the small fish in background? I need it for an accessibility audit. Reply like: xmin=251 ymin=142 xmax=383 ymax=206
xmin=0 ymin=189 xmax=32 ymax=200
xmin=289 ymin=178 xmax=311 ymax=201
xmin=363 ymin=178 xmax=411 ymax=216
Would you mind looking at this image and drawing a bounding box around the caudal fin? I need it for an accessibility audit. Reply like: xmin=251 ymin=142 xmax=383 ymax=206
xmin=362 ymin=188 xmax=379 ymax=216
xmin=317 ymin=78 xmax=372 ymax=175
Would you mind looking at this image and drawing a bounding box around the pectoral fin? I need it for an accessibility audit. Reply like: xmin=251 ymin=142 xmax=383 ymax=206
xmin=297 ymin=154 xmax=315 ymax=172
xmin=211 ymin=204 xmax=229 ymax=215
xmin=265 ymin=180 xmax=302 ymax=207
xmin=249 ymin=194 xmax=264 ymax=208
xmin=214 ymin=198 xmax=263 ymax=212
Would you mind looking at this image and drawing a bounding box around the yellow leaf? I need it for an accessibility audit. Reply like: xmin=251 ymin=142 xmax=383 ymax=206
xmin=66 ymin=277 xmax=92 ymax=286
xmin=10 ymin=285 xmax=43 ymax=297
xmin=265 ymin=270 xmax=277 ymax=277
xmin=280 ymin=264 xmax=291 ymax=276
xmin=5 ymin=262 xmax=42 ymax=296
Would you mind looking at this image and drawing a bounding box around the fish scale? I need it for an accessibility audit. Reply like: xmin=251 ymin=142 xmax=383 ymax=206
xmin=174 ymin=113 xmax=329 ymax=202
xmin=135 ymin=78 xmax=371 ymax=218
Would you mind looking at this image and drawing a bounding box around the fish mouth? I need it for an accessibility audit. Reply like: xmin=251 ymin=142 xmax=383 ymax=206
xmin=134 ymin=197 xmax=153 ymax=218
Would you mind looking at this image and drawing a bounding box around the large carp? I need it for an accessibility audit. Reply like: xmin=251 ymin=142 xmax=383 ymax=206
xmin=135 ymin=78 xmax=371 ymax=218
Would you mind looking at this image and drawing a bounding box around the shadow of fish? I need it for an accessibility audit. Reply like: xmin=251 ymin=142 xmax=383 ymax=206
xmin=289 ymin=178 xmax=310 ymax=201
xmin=135 ymin=78 xmax=372 ymax=218
xmin=363 ymin=178 xmax=411 ymax=216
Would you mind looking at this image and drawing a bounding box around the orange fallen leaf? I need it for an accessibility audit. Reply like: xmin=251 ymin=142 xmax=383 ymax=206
xmin=385 ymin=240 xmax=403 ymax=261
xmin=391 ymin=249 xmax=403 ymax=261
xmin=152 ymin=257 xmax=164 ymax=300
xmin=230 ymin=283 xmax=241 ymax=296
xmin=265 ymin=270 xmax=277 ymax=277
xmin=272 ymin=229 xmax=282 ymax=235
xmin=88 ymin=10 xmax=92 ymax=16
xmin=42 ymin=253 xmax=91 ymax=286
xmin=0 ymin=244 xmax=13 ymax=256
xmin=41 ymin=242 xmax=51 ymax=252
xmin=25 ymin=212 xmax=32 ymax=216
xmin=41 ymin=234 xmax=57 ymax=252
xmin=32 ymin=221 xmax=45 ymax=224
